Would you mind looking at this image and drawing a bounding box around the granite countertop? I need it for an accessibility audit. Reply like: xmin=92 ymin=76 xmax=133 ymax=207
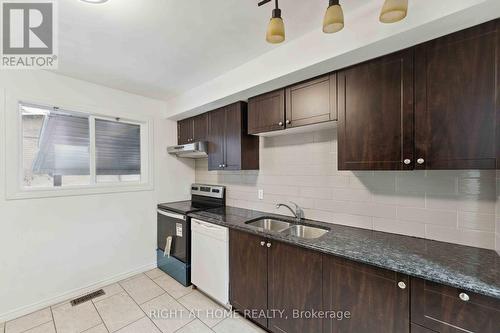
xmin=188 ymin=206 xmax=500 ymax=299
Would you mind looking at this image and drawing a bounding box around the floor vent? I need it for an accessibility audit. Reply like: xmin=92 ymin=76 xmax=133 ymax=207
xmin=70 ymin=289 xmax=105 ymax=306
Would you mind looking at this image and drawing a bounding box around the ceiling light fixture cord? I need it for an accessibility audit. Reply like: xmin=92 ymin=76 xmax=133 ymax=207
xmin=272 ymin=0 xmax=281 ymax=18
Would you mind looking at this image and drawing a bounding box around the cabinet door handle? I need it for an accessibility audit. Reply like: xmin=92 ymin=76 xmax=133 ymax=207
xmin=417 ymin=158 xmax=425 ymax=165
xmin=218 ymin=164 xmax=223 ymax=168
xmin=266 ymin=242 xmax=272 ymax=248
xmin=459 ymin=292 xmax=470 ymax=302
xmin=286 ymin=120 xmax=291 ymax=125
xmin=403 ymin=159 xmax=411 ymax=165
xmin=260 ymin=241 xmax=265 ymax=247
xmin=397 ymin=281 xmax=406 ymax=290
xmin=278 ymin=122 xmax=283 ymax=126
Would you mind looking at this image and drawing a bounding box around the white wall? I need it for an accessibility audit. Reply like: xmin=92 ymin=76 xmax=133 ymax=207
xmin=196 ymin=129 xmax=498 ymax=250
xmin=0 ymin=71 xmax=195 ymax=321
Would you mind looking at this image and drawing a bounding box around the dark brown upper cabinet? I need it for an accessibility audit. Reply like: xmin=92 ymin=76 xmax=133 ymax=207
xmin=208 ymin=102 xmax=259 ymax=171
xmin=415 ymin=20 xmax=499 ymax=170
xmin=338 ymin=49 xmax=414 ymax=170
xmin=411 ymin=278 xmax=500 ymax=333
xmin=323 ymin=255 xmax=410 ymax=333
xmin=285 ymin=73 xmax=337 ymax=128
xmin=248 ymin=89 xmax=285 ymax=134
xmin=177 ymin=118 xmax=193 ymax=145
xmin=229 ymin=229 xmax=268 ymax=328
xmin=192 ymin=113 xmax=208 ymax=142
xmin=177 ymin=113 xmax=208 ymax=145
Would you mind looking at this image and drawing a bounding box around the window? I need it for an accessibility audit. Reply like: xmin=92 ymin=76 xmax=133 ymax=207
xmin=95 ymin=119 xmax=141 ymax=183
xmin=21 ymin=102 xmax=146 ymax=190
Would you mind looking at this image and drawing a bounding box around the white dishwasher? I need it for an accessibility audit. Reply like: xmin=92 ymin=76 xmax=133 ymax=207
xmin=191 ymin=218 xmax=229 ymax=307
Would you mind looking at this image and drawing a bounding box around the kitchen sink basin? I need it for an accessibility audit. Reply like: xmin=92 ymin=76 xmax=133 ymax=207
xmin=281 ymin=225 xmax=329 ymax=239
xmin=246 ymin=218 xmax=292 ymax=232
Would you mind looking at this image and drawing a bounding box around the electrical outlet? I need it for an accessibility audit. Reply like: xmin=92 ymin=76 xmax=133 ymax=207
xmin=258 ymin=189 xmax=264 ymax=200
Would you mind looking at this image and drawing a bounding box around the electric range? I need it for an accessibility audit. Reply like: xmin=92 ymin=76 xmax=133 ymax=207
xmin=156 ymin=184 xmax=225 ymax=286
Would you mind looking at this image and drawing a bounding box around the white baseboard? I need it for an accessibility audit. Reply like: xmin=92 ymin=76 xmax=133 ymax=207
xmin=0 ymin=261 xmax=157 ymax=322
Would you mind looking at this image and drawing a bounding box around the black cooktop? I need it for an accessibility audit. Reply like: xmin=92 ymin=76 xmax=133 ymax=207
xmin=157 ymin=200 xmax=207 ymax=215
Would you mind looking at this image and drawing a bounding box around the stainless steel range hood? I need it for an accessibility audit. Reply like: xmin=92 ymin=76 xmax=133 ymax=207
xmin=167 ymin=141 xmax=208 ymax=158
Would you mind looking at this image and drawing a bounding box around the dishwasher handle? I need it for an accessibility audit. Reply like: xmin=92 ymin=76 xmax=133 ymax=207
xmin=193 ymin=220 xmax=220 ymax=230
xmin=191 ymin=218 xmax=228 ymax=241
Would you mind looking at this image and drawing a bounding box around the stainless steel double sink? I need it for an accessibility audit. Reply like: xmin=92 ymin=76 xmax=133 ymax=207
xmin=245 ymin=217 xmax=329 ymax=239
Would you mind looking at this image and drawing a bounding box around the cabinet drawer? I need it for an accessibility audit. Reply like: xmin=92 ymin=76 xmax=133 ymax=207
xmin=411 ymin=278 xmax=500 ymax=333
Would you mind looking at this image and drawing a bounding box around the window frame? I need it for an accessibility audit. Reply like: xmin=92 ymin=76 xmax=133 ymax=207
xmin=7 ymin=98 xmax=154 ymax=200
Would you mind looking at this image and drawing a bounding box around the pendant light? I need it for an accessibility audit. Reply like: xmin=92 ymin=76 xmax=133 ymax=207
xmin=323 ymin=0 xmax=344 ymax=34
xmin=259 ymin=0 xmax=285 ymax=44
xmin=380 ymin=0 xmax=408 ymax=23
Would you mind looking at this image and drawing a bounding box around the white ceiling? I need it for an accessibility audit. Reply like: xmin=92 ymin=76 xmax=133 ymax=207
xmin=162 ymin=0 xmax=500 ymax=118
xmin=56 ymin=0 xmax=368 ymax=101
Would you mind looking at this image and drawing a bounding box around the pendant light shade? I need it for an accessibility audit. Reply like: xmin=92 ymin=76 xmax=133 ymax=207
xmin=380 ymin=0 xmax=408 ymax=23
xmin=323 ymin=0 xmax=344 ymax=34
xmin=266 ymin=1 xmax=285 ymax=44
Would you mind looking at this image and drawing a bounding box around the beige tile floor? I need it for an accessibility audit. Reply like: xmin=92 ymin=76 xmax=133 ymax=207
xmin=1 ymin=269 xmax=265 ymax=333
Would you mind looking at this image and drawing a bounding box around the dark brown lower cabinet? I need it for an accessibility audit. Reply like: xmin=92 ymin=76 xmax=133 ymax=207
xmin=229 ymin=230 xmax=322 ymax=333
xmin=411 ymin=323 xmax=437 ymax=333
xmin=411 ymin=278 xmax=500 ymax=333
xmin=267 ymin=241 xmax=323 ymax=333
xmin=323 ymin=255 xmax=409 ymax=333
xmin=229 ymin=229 xmax=500 ymax=333
xmin=229 ymin=230 xmax=268 ymax=328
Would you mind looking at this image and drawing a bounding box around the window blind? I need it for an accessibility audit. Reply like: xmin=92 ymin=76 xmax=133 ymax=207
xmin=32 ymin=113 xmax=90 ymax=176
xmin=95 ymin=119 xmax=141 ymax=175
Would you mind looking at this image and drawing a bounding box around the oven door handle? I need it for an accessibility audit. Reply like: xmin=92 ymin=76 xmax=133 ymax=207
xmin=157 ymin=210 xmax=186 ymax=220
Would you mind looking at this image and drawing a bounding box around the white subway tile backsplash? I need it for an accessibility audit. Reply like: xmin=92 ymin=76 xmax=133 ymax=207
xmin=299 ymin=187 xmax=334 ymax=199
xmin=397 ymin=207 xmax=457 ymax=227
xmin=426 ymin=170 xmax=497 ymax=179
xmin=373 ymin=217 xmax=426 ymax=238
xmin=313 ymin=199 xmax=349 ymax=212
xmin=458 ymin=177 xmax=496 ymax=197
xmin=397 ymin=173 xmax=457 ymax=195
xmin=372 ymin=191 xmax=426 ymax=208
xmin=458 ymin=212 xmax=495 ymax=232
xmin=349 ymin=173 xmax=397 ymax=192
xmin=344 ymin=202 xmax=398 ymax=219
xmin=330 ymin=213 xmax=373 ymax=229
xmin=195 ymin=129 xmax=498 ymax=250
xmin=333 ymin=188 xmax=372 ymax=202
xmin=426 ymin=194 xmax=496 ymax=214
xmin=426 ymin=225 xmax=496 ymax=249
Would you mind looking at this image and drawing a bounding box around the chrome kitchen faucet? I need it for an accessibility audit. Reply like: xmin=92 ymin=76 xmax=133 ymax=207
xmin=276 ymin=201 xmax=304 ymax=222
